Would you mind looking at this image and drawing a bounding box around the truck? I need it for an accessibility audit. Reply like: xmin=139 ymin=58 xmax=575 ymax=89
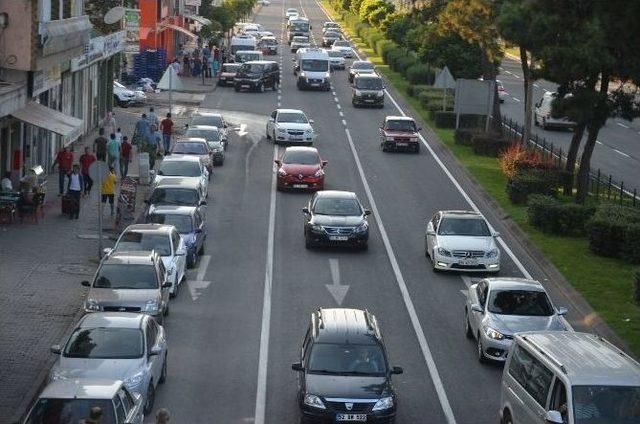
xmin=294 ymin=48 xmax=331 ymax=91
xmin=287 ymin=17 xmax=311 ymax=43
xmin=230 ymin=35 xmax=257 ymax=56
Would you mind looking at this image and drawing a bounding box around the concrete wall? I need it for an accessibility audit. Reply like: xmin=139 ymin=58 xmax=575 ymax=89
xmin=0 ymin=0 xmax=36 ymax=71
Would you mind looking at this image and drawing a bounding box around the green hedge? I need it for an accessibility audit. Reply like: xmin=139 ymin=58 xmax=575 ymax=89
xmin=405 ymin=64 xmax=434 ymax=85
xmin=454 ymin=128 xmax=476 ymax=146
xmin=507 ymin=170 xmax=558 ymax=204
xmin=587 ymin=204 xmax=640 ymax=260
xmin=409 ymin=85 xmax=443 ymax=98
xmin=527 ymin=195 xmax=596 ymax=236
xmin=375 ymin=39 xmax=396 ymax=58
xmin=395 ymin=56 xmax=418 ymax=74
xmin=471 ymin=133 xmax=511 ymax=157
xmin=434 ymin=111 xmax=456 ymax=129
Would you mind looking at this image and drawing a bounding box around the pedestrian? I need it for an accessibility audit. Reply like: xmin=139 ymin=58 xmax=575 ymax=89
xmin=94 ymin=128 xmax=108 ymax=161
xmin=183 ymin=55 xmax=191 ymax=76
xmin=101 ymin=166 xmax=117 ymax=216
xmin=156 ymin=408 xmax=171 ymax=424
xmin=148 ymin=107 xmax=159 ymax=129
xmin=52 ymin=146 xmax=74 ymax=196
xmin=1 ymin=171 xmax=13 ymax=192
xmin=107 ymin=133 xmax=121 ymax=174
xmin=66 ymin=164 xmax=83 ymax=219
xmin=115 ymin=127 xmax=123 ymax=144
xmin=147 ymin=124 xmax=162 ymax=170
xmin=160 ymin=113 xmax=173 ymax=154
xmin=79 ymin=147 xmax=96 ymax=195
xmin=120 ymin=136 xmax=132 ymax=177
xmin=192 ymin=55 xmax=202 ymax=77
xmin=104 ymin=111 xmax=117 ymax=136
xmin=134 ymin=114 xmax=150 ymax=146
xmin=81 ymin=406 xmax=103 ymax=424
xmin=171 ymin=58 xmax=181 ymax=76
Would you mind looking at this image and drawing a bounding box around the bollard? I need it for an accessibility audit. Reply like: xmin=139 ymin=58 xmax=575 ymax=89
xmin=139 ymin=152 xmax=150 ymax=185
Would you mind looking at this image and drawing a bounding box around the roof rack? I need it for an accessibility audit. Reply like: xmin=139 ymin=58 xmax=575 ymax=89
xmin=596 ymin=335 xmax=640 ymax=368
xmin=521 ymin=335 xmax=567 ymax=374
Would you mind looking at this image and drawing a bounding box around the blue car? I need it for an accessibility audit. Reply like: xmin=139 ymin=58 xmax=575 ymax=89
xmin=145 ymin=205 xmax=207 ymax=268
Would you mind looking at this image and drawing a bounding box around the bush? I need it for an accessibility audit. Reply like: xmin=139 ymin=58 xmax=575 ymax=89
xmin=527 ymin=195 xmax=596 ymax=236
xmin=454 ymin=128 xmax=476 ymax=146
xmin=499 ymin=144 xmax=557 ymax=180
xmin=396 ymin=55 xmax=418 ymax=75
xmin=384 ymin=47 xmax=405 ymax=69
xmin=471 ymin=133 xmax=511 ymax=157
xmin=405 ymin=64 xmax=434 ymax=85
xmin=507 ymin=170 xmax=558 ymax=204
xmin=409 ymin=85 xmax=442 ymax=98
xmin=375 ymin=38 xmax=395 ymax=58
xmin=623 ymin=224 xmax=640 ymax=263
xmin=367 ymin=32 xmax=383 ymax=50
xmin=587 ymin=204 xmax=640 ymax=259
xmin=434 ymin=111 xmax=456 ymax=129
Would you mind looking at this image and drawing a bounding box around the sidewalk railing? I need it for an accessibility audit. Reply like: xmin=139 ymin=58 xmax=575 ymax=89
xmin=499 ymin=116 xmax=639 ymax=207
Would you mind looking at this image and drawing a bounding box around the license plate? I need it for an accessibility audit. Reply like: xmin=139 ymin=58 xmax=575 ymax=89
xmin=459 ymin=259 xmax=478 ymax=266
xmin=329 ymin=236 xmax=349 ymax=241
xmin=290 ymin=137 xmax=302 ymax=141
xmin=365 ymin=99 xmax=374 ymax=103
xmin=337 ymin=414 xmax=366 ymax=421
xmin=293 ymin=184 xmax=307 ymax=188
xmin=242 ymin=84 xmax=250 ymax=88
xmin=310 ymin=83 xmax=319 ymax=87
xmin=396 ymin=142 xmax=408 ymax=147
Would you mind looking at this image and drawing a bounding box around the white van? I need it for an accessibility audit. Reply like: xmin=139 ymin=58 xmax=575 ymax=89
xmin=534 ymin=91 xmax=576 ymax=130
xmin=230 ymin=35 xmax=257 ymax=55
xmin=500 ymin=332 xmax=640 ymax=424
xmin=235 ymin=50 xmax=263 ymax=63
xmin=294 ymin=48 xmax=331 ymax=91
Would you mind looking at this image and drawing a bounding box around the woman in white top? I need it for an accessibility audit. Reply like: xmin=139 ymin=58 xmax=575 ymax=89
xmin=1 ymin=171 xmax=12 ymax=192
xmin=66 ymin=164 xmax=84 ymax=219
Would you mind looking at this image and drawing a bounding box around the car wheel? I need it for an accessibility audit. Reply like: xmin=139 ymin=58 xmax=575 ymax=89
xmin=169 ymin=279 xmax=177 ymax=298
xmin=198 ymin=243 xmax=205 ymax=255
xmin=144 ymin=382 xmax=155 ymax=415
xmin=415 ymin=143 xmax=421 ymax=153
xmin=266 ymin=126 xmax=272 ymax=140
xmin=464 ymin=310 xmax=473 ymax=339
xmin=352 ymin=100 xmax=358 ymax=108
xmin=360 ymin=242 xmax=368 ymax=251
xmin=159 ymin=355 xmax=168 ymax=384
xmin=381 ymin=143 xmax=387 ymax=152
xmin=163 ymin=304 xmax=169 ymax=316
xmin=502 ymin=410 xmax=513 ymax=424
xmin=477 ymin=334 xmax=488 ymax=363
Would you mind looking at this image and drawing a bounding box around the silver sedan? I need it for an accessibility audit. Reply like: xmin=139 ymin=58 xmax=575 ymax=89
xmin=464 ymin=278 xmax=568 ymax=362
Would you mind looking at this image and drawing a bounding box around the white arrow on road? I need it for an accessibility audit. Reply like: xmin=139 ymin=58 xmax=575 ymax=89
xmin=325 ymin=258 xmax=349 ymax=305
xmin=187 ymin=255 xmax=212 ymax=301
xmin=235 ymin=123 xmax=248 ymax=137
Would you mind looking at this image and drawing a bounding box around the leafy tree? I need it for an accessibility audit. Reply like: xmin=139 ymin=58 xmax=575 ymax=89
xmin=85 ymin=0 xmax=136 ymax=35
xmin=418 ymin=28 xmax=485 ymax=79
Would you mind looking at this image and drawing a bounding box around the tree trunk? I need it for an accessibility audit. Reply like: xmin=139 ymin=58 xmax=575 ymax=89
xmin=563 ymin=123 xmax=585 ymax=194
xmin=520 ymin=47 xmax=533 ymax=144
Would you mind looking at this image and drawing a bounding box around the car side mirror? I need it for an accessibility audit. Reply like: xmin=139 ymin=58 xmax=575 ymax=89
xmin=309 ymin=119 xmax=314 ymax=124
xmin=50 ymin=344 xmax=62 ymax=354
xmin=81 ymin=280 xmax=90 ymax=287
xmin=291 ymin=57 xmax=296 ymax=62
xmin=274 ymin=159 xmax=282 ymax=166
xmin=493 ymin=231 xmax=500 ymax=238
xmin=364 ymin=209 xmax=372 ymax=216
xmin=426 ymin=229 xmax=435 ymax=236
xmin=471 ymin=304 xmax=483 ymax=314
xmin=391 ymin=366 xmax=403 ymax=375
xmin=149 ymin=345 xmax=162 ymax=356
xmin=291 ymin=362 xmax=304 ymax=371
xmin=302 ymin=207 xmax=310 ymax=214
xmin=556 ymin=307 xmax=568 ymax=316
xmin=417 ymin=127 xmax=422 ymax=131
xmin=269 ymin=117 xmax=275 ymax=122
xmin=545 ymin=410 xmax=564 ymax=424
xmin=162 ymin=282 xmax=172 ymax=289
xmin=321 ymin=160 xmax=328 ymax=167
xmin=103 ymin=247 xmax=113 ymax=256
xmin=199 ymin=200 xmax=207 ymax=206
xmin=176 ymin=248 xmax=187 ymax=256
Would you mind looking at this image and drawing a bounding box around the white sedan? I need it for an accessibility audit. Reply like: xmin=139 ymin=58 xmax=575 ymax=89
xmin=266 ymin=108 xmax=315 ymax=145
xmin=331 ymin=40 xmax=354 ymax=58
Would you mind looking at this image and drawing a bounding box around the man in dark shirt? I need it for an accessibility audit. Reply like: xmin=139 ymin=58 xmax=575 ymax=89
xmin=52 ymin=146 xmax=74 ymax=196
xmin=93 ymin=128 xmax=108 ymax=161
xmin=160 ymin=113 xmax=174 ymax=154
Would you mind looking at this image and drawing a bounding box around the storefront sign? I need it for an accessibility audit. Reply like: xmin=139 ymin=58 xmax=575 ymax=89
xmin=124 ymin=9 xmax=141 ymax=43
xmin=32 ymin=65 xmax=61 ymax=97
xmin=71 ymin=31 xmax=126 ymax=72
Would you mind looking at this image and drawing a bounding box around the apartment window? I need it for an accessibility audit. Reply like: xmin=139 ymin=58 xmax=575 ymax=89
xmin=48 ymin=0 xmax=72 ymax=20
xmin=51 ymin=0 xmax=60 ymax=20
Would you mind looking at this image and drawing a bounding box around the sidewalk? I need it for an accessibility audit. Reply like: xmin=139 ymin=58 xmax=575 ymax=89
xmin=0 ymin=104 xmax=196 ymax=422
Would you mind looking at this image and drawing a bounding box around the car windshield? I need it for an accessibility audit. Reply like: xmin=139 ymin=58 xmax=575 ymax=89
xmin=221 ymin=64 xmax=240 ymax=73
xmin=187 ymin=129 xmax=221 ymax=142
xmin=301 ymin=59 xmax=328 ymax=72
xmin=293 ymin=36 xmax=309 ymax=43
xmin=334 ymin=41 xmax=350 ymax=47
xmin=385 ymin=120 xmax=416 ymax=132
xmin=149 ymin=188 xmax=200 ymax=206
xmin=64 ymin=327 xmax=144 ymax=359
xmin=172 ymin=142 xmax=207 ymax=155
xmin=325 ymin=32 xmax=341 ymax=38
xmin=572 ymin=386 xmax=640 ymax=423
xmin=277 ymin=112 xmax=308 ymax=123
xmin=313 ymin=197 xmax=362 ymax=216
xmin=437 ymin=218 xmax=491 ymax=236
xmin=261 ymin=38 xmax=277 ymax=45
xmin=94 ymin=264 xmax=158 ymax=289
xmin=158 ymin=160 xmax=201 ymax=177
xmin=356 ymin=78 xmax=383 ymax=90
xmin=192 ymin=115 xmax=224 ymax=127
xmin=291 ymin=22 xmax=309 ymax=31
xmin=25 ymin=399 xmax=115 ymax=424
xmin=240 ymin=63 xmax=265 ymax=73
xmin=487 ymin=290 xmax=554 ymax=316
xmin=147 ymin=213 xmax=193 ymax=233
xmin=353 ymin=62 xmax=374 ymax=70
xmin=116 ymin=232 xmax=171 ymax=256
xmin=307 ymin=343 xmax=387 ymax=376
xmin=283 ymin=150 xmax=319 ymax=165
xmin=237 ymin=53 xmax=260 ymax=62
xmin=328 ymin=50 xmax=343 ymax=58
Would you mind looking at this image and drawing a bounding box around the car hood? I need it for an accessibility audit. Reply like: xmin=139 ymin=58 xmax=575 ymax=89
xmin=53 ymin=357 xmax=143 ymax=381
xmin=281 ymin=163 xmax=321 ymax=175
xmin=436 ymin=236 xmax=495 ymax=251
xmin=89 ymin=288 xmax=160 ymax=304
xmin=486 ymin=313 xmax=565 ymax=336
xmin=306 ymin=374 xmax=388 ymax=399
xmin=276 ymin=122 xmax=312 ymax=131
xmin=170 ymin=152 xmax=209 ymax=161
xmin=311 ymin=215 xmax=364 ymax=227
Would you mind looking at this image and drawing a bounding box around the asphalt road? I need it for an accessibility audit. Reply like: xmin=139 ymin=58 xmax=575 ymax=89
xmin=148 ymin=1 xmax=603 ymax=422
xmin=498 ymin=57 xmax=640 ymax=187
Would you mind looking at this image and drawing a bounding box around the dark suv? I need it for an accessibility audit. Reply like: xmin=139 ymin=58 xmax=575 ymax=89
xmin=292 ymin=308 xmax=403 ymax=424
xmin=234 ymin=60 xmax=280 ymax=92
xmin=352 ymin=74 xmax=385 ymax=108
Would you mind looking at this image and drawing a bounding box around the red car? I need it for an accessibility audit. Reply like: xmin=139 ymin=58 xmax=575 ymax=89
xmin=379 ymin=116 xmax=421 ymax=153
xmin=275 ymin=146 xmax=327 ymax=191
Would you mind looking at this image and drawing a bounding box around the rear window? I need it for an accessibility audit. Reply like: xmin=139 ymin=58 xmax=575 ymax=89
xmin=64 ymin=327 xmax=144 ymax=359
xmin=116 ymin=231 xmax=171 ymax=256
xmin=172 ymin=142 xmax=208 ymax=155
xmin=186 ymin=128 xmax=221 ymax=142
xmin=26 ymin=399 xmax=116 ymax=424
xmin=147 ymin=213 xmax=193 ymax=233
xmin=149 ymin=187 xmax=200 ymax=206
xmin=94 ymin=264 xmax=158 ymax=289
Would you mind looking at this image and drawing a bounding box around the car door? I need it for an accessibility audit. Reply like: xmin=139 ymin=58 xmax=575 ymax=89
xmin=426 ymin=212 xmax=440 ymax=254
xmin=174 ymin=230 xmax=187 ymax=280
xmin=469 ymin=280 xmax=488 ymax=335
xmin=145 ymin=319 xmax=162 ymax=386
xmin=157 ymin=260 xmax=170 ymax=308
xmin=507 ymin=345 xmax=553 ymax=424
xmin=194 ymin=209 xmax=205 ymax=250
xmin=267 ymin=110 xmax=277 ymax=134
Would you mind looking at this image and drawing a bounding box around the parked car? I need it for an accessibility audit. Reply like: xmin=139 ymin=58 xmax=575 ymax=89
xmin=266 ymin=108 xmax=315 ymax=145
xmin=105 ymin=224 xmax=187 ymax=297
xmin=49 ymin=313 xmax=167 ymax=415
xmin=534 ymin=91 xmax=577 ymax=130
xmin=190 ymin=111 xmax=230 ymax=143
xmin=23 ymin=379 xmax=144 ymax=423
xmin=146 ymin=205 xmax=207 ymax=268
xmin=218 ymin=63 xmax=241 ymax=86
xmin=275 ymin=146 xmax=327 ymax=191
xmin=82 ymin=251 xmax=172 ymax=324
xmin=332 ymin=40 xmax=354 ymax=58
xmin=497 ymin=80 xmax=507 ymax=103
xmin=171 ymin=138 xmax=213 ymax=174
xmin=234 ymin=60 xmax=280 ymax=92
xmin=292 ymin=308 xmax=403 ymax=423
xmin=379 ymin=116 xmax=420 ymax=152
xmin=185 ymin=125 xmax=226 ymax=164
xmin=152 ymin=154 xmax=209 ymax=194
xmin=113 ymin=82 xmax=137 ymax=107
xmin=303 ymin=190 xmax=371 ymax=249
xmin=425 ymin=210 xmax=501 ymax=273
xmin=464 ymin=278 xmax=568 ymax=363
xmin=500 ymin=332 xmax=640 ymax=424
xmin=349 ymin=60 xmax=375 ymax=83
xmin=353 ymin=74 xmax=385 ymax=108
xmin=147 ymin=178 xmax=208 ymax=209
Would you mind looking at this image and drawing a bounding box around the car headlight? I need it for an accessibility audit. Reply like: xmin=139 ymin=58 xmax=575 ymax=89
xmin=303 ymin=394 xmax=326 ymax=409
xmin=313 ymin=168 xmax=324 ymax=177
xmin=142 ymin=300 xmax=160 ymax=313
xmin=278 ymin=168 xmax=288 ymax=176
xmin=277 ymin=127 xmax=287 ymax=133
xmin=436 ymin=247 xmax=451 ymax=257
xmin=305 ymin=128 xmax=313 ymax=134
xmin=354 ymin=221 xmax=369 ymax=233
xmin=377 ymin=90 xmax=385 ymax=97
xmin=310 ymin=224 xmax=323 ymax=232
xmin=354 ymin=89 xmax=362 ymax=96
xmin=486 ymin=248 xmax=499 ymax=258
xmin=124 ymin=370 xmax=145 ymax=390
xmin=484 ymin=326 xmax=505 ymax=340
xmin=85 ymin=299 xmax=100 ymax=312
xmin=372 ymin=396 xmax=393 ymax=411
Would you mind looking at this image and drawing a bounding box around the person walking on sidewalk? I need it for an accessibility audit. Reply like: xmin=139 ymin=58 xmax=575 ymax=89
xmin=115 ymin=127 xmax=123 ymax=144
xmin=183 ymin=55 xmax=191 ymax=76
xmin=104 ymin=111 xmax=117 ymax=137
xmin=148 ymin=107 xmax=159 ymax=129
xmin=79 ymin=147 xmax=96 ymax=195
xmin=107 ymin=133 xmax=121 ymax=174
xmin=53 ymin=146 xmax=74 ymax=196
xmin=101 ymin=166 xmax=117 ymax=216
xmin=66 ymin=164 xmax=83 ymax=219
xmin=134 ymin=114 xmax=150 ymax=146
xmin=120 ymin=136 xmax=132 ymax=177
xmin=160 ymin=113 xmax=173 ymax=154
xmin=147 ymin=124 xmax=162 ymax=170
xmin=94 ymin=128 xmax=108 ymax=161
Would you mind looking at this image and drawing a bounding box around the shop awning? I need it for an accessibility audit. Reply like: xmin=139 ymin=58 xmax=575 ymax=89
xmin=42 ymin=15 xmax=92 ymax=56
xmin=158 ymin=24 xmax=198 ymax=39
xmin=183 ymin=13 xmax=212 ymax=26
xmin=12 ymin=102 xmax=84 ymax=145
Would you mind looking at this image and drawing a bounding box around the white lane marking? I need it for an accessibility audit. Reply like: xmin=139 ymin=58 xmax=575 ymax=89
xmin=512 ymin=74 xmax=520 ymax=79
xmin=617 ymin=122 xmax=630 ymax=129
xmin=596 ymin=140 xmax=603 ymax=145
xmin=326 ymin=258 xmax=350 ymax=305
xmin=341 ymin=119 xmax=347 ymax=126
xmin=336 ymin=104 xmax=341 ymax=110
xmin=614 ymin=149 xmax=631 ymax=158
xmin=339 ymin=111 xmax=344 ymax=117
xmin=254 ymin=144 xmax=279 ymax=424
xmin=343 ymin=129 xmax=457 ymax=424
xmin=512 ymin=97 xmax=521 ymax=102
